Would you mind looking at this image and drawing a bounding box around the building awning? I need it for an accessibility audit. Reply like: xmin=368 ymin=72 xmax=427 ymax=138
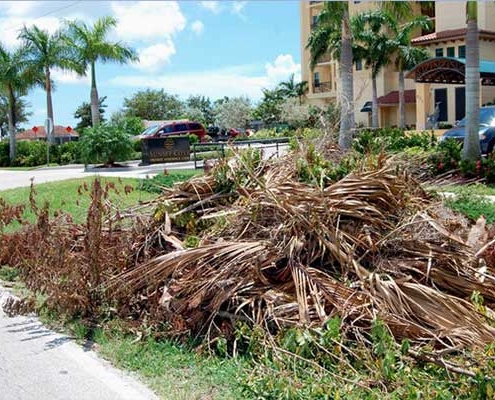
xmin=360 ymin=101 xmax=372 ymax=113
xmin=406 ymin=57 xmax=495 ymax=86
xmin=411 ymin=28 xmax=495 ymax=45
xmin=377 ymin=90 xmax=416 ymax=106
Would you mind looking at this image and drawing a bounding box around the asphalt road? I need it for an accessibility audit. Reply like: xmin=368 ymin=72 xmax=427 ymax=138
xmin=0 ymin=287 xmax=158 ymax=400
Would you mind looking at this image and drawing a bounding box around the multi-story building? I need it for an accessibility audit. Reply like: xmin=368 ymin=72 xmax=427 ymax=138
xmin=300 ymin=1 xmax=495 ymax=130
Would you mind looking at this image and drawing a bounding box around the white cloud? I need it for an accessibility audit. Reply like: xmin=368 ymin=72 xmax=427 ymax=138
xmin=265 ymin=54 xmax=301 ymax=86
xmin=199 ymin=1 xmax=221 ymax=14
xmin=110 ymin=54 xmax=301 ymax=100
xmin=191 ymin=20 xmax=204 ymax=35
xmin=231 ymin=1 xmax=247 ymax=16
xmin=134 ymin=41 xmax=176 ymax=72
xmin=0 ymin=16 xmax=62 ymax=47
xmin=111 ymin=1 xmax=186 ymax=41
xmin=0 ymin=1 xmax=39 ymax=17
xmin=51 ymin=68 xmax=89 ymax=85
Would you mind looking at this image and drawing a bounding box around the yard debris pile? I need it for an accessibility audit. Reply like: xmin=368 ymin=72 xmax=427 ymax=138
xmin=110 ymin=149 xmax=495 ymax=349
xmin=2 ymin=147 xmax=495 ymax=351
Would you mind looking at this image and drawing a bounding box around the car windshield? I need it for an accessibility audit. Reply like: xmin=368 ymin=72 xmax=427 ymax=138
xmin=140 ymin=125 xmax=160 ymax=136
xmin=457 ymin=108 xmax=495 ymax=127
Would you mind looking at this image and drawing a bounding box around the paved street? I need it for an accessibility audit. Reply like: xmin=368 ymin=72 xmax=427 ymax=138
xmin=0 ymin=287 xmax=158 ymax=400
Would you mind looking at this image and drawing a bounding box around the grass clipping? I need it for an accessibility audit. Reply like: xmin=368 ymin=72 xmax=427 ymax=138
xmin=108 ymin=150 xmax=495 ymax=350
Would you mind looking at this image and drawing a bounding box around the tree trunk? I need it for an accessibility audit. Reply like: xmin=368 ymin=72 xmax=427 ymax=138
xmin=462 ymin=1 xmax=481 ymax=161
xmin=90 ymin=62 xmax=100 ymax=127
xmin=338 ymin=6 xmax=355 ymax=150
xmin=46 ymin=67 xmax=54 ymax=144
xmin=7 ymin=88 xmax=16 ymax=164
xmin=372 ymin=75 xmax=379 ymax=129
xmin=398 ymin=70 xmax=406 ymax=129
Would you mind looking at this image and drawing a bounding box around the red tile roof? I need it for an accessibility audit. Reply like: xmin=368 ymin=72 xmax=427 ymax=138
xmin=17 ymin=125 xmax=79 ymax=141
xmin=412 ymin=28 xmax=495 ymax=45
xmin=377 ymin=90 xmax=416 ymax=106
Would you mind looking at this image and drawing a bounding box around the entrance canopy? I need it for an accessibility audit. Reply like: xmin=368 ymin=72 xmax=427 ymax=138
xmin=406 ymin=57 xmax=495 ymax=86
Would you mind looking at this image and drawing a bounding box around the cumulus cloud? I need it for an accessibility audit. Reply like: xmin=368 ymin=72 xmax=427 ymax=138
xmin=51 ymin=68 xmax=89 ymax=85
xmin=110 ymin=54 xmax=301 ymax=100
xmin=111 ymin=1 xmax=186 ymax=41
xmin=191 ymin=20 xmax=204 ymax=35
xmin=134 ymin=41 xmax=176 ymax=72
xmin=265 ymin=54 xmax=302 ymax=86
xmin=199 ymin=1 xmax=221 ymax=14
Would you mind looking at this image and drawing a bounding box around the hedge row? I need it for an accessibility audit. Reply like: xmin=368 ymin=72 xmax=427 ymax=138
xmin=0 ymin=140 xmax=83 ymax=167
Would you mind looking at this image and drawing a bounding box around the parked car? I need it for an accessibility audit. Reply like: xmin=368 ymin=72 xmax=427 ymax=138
xmin=138 ymin=121 xmax=207 ymax=141
xmin=440 ymin=106 xmax=495 ymax=154
xmin=206 ymin=126 xmax=242 ymax=141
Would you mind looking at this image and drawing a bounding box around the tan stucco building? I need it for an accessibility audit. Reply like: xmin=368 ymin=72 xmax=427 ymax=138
xmin=300 ymin=1 xmax=495 ymax=129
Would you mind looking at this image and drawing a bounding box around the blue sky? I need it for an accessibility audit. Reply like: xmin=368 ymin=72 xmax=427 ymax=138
xmin=0 ymin=1 xmax=301 ymax=129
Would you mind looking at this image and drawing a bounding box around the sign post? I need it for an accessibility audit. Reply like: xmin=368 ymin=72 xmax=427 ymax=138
xmin=44 ymin=118 xmax=53 ymax=165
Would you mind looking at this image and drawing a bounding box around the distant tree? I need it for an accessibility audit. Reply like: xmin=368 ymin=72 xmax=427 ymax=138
xmin=185 ymin=95 xmax=214 ymax=125
xmin=252 ymin=88 xmax=284 ymax=125
xmin=0 ymin=43 xmax=43 ymax=162
xmin=214 ymin=96 xmax=252 ymax=130
xmin=279 ymin=98 xmax=312 ymax=129
xmin=123 ymin=89 xmax=184 ymax=120
xmin=74 ymin=96 xmax=107 ymax=131
xmin=19 ymin=25 xmax=83 ymax=136
xmin=66 ymin=17 xmax=138 ymax=127
xmin=0 ymin=96 xmax=31 ymax=138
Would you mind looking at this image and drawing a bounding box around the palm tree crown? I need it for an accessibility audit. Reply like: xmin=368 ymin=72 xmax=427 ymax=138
xmin=19 ymin=25 xmax=82 ymax=136
xmin=0 ymin=43 xmax=43 ymax=162
xmin=66 ymin=16 xmax=138 ymax=126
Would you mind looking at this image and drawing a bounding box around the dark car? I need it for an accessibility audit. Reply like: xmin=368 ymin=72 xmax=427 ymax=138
xmin=440 ymin=106 xmax=495 ymax=154
xmin=139 ymin=121 xmax=206 ymax=141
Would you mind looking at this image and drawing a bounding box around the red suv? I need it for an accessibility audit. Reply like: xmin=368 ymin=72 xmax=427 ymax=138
xmin=139 ymin=121 xmax=206 ymax=141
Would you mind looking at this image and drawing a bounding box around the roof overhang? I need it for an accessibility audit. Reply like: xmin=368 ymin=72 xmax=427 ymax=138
xmin=406 ymin=57 xmax=495 ymax=86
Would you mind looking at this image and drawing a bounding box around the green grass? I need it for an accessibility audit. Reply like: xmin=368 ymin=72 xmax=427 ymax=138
xmin=140 ymin=169 xmax=201 ymax=193
xmin=0 ymin=177 xmax=158 ymax=230
xmin=91 ymin=328 xmax=247 ymax=400
xmin=432 ymin=183 xmax=495 ymax=223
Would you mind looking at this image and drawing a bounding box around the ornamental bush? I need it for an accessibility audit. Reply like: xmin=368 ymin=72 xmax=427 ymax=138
xmin=80 ymin=123 xmax=134 ymax=166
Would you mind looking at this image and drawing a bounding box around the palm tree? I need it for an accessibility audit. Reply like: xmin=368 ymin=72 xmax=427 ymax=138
xmin=19 ymin=25 xmax=83 ymax=142
xmin=390 ymin=16 xmax=432 ymax=129
xmin=66 ymin=16 xmax=138 ymax=127
xmin=278 ymin=74 xmax=309 ymax=105
xmin=463 ymin=0 xmax=481 ymax=161
xmin=352 ymin=10 xmax=397 ymax=128
xmin=0 ymin=44 xmax=42 ymax=162
xmin=307 ymin=1 xmax=354 ymax=149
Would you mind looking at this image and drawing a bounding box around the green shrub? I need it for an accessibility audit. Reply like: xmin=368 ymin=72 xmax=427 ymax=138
xmin=55 ymin=141 xmax=82 ymax=165
xmin=446 ymin=189 xmax=495 ymax=223
xmin=353 ymin=128 xmax=435 ymax=155
xmin=14 ymin=140 xmax=47 ymax=167
xmin=427 ymin=138 xmax=462 ymax=174
xmin=140 ymin=170 xmax=201 ymax=193
xmin=80 ymin=123 xmax=134 ymax=166
xmin=0 ymin=141 xmax=9 ymax=167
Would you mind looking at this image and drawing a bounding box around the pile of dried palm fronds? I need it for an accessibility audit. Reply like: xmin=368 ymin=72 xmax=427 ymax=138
xmin=108 ymin=149 xmax=495 ymax=350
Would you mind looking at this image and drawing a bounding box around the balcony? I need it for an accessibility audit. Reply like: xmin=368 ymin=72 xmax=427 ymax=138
xmin=316 ymin=53 xmax=331 ymax=64
xmin=313 ymin=81 xmax=332 ymax=93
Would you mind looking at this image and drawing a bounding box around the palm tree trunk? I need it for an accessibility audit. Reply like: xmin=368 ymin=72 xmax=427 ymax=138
xmin=338 ymin=6 xmax=355 ymax=150
xmin=90 ymin=61 xmax=100 ymax=127
xmin=372 ymin=75 xmax=379 ymax=128
xmin=462 ymin=1 xmax=481 ymax=161
xmin=46 ymin=67 xmax=54 ymax=144
xmin=398 ymin=70 xmax=405 ymax=129
xmin=7 ymin=88 xmax=16 ymax=163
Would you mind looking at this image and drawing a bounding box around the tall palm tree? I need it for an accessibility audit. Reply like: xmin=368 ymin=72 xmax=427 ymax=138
xmin=463 ymin=0 xmax=481 ymax=161
xmin=66 ymin=16 xmax=138 ymax=127
xmin=19 ymin=25 xmax=83 ymax=142
xmin=352 ymin=10 xmax=397 ymax=128
xmin=0 ymin=44 xmax=42 ymax=162
xmin=307 ymin=1 xmax=354 ymax=149
xmin=390 ymin=16 xmax=432 ymax=129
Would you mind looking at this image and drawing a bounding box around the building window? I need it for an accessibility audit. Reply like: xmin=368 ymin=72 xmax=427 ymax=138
xmin=458 ymin=45 xmax=466 ymax=58
xmin=312 ymin=15 xmax=318 ymax=29
xmin=435 ymin=48 xmax=444 ymax=57
xmin=447 ymin=47 xmax=455 ymax=57
xmin=355 ymin=59 xmax=362 ymax=71
xmin=314 ymin=72 xmax=320 ymax=87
